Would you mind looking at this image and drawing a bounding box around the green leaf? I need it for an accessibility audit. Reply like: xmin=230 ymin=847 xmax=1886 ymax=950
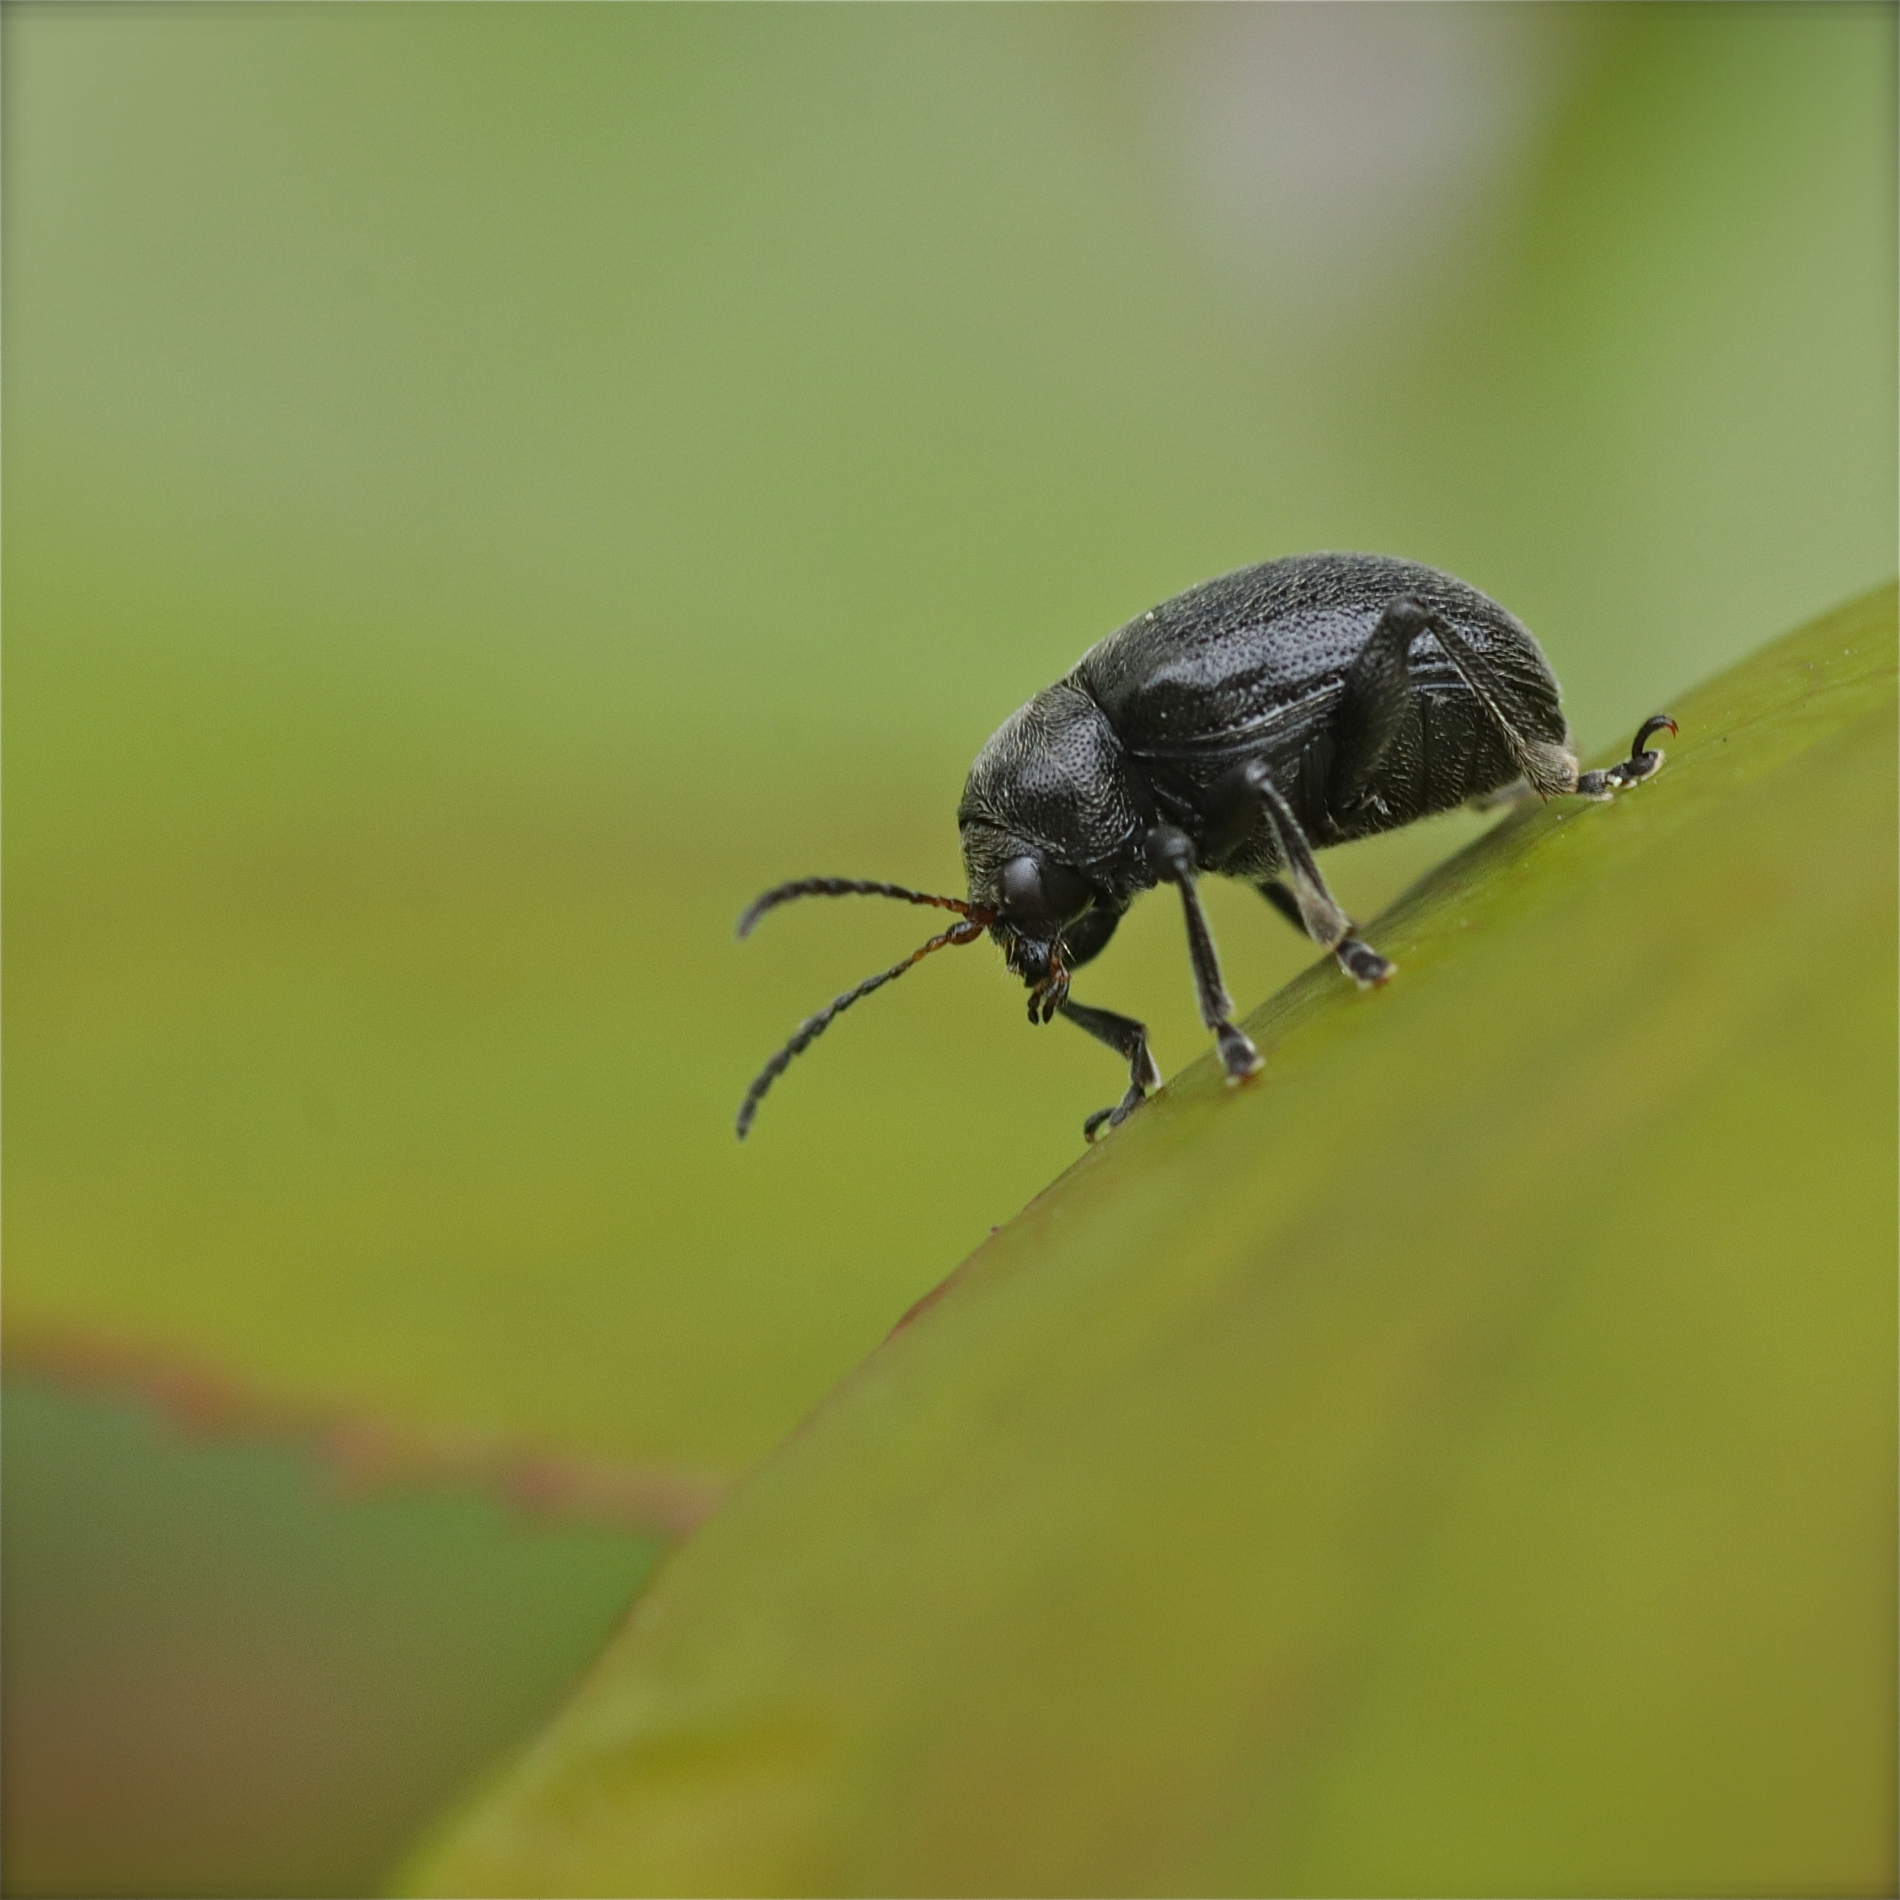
xmin=406 ymin=587 xmax=1897 ymax=1897
xmin=7 ymin=5 xmax=1891 ymax=1502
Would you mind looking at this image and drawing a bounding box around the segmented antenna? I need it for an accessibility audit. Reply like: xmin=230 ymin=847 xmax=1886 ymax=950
xmin=736 ymin=878 xmax=992 ymax=941
xmin=735 ymin=918 xmax=986 ymax=1138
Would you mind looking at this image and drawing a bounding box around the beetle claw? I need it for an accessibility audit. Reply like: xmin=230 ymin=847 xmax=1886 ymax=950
xmin=1083 ymin=1082 xmax=1149 ymax=1140
xmin=1026 ymin=953 xmax=1071 ymax=1025
xmin=1578 ymin=713 xmax=1678 ymax=798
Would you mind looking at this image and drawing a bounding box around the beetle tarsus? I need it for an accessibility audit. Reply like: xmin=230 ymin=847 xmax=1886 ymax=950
xmin=1575 ymin=714 xmax=1677 ymax=799
xmin=1259 ymin=881 xmax=1394 ymax=988
xmin=1337 ymin=938 xmax=1395 ymax=987
xmin=1083 ymin=1085 xmax=1146 ymax=1142
xmin=1216 ymin=1021 xmax=1264 ymax=1083
xmin=1061 ymin=999 xmax=1161 ymax=1140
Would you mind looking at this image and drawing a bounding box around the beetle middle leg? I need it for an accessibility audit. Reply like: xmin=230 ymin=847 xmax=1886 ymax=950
xmin=1059 ymin=999 xmax=1162 ymax=1139
xmin=1256 ymin=878 xmax=1393 ymax=988
xmin=1240 ymin=762 xmax=1395 ymax=988
xmin=1143 ymin=824 xmax=1264 ymax=1083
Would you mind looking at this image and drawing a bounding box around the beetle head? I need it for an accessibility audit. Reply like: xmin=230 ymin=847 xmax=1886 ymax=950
xmin=734 ymin=680 xmax=1150 ymax=1135
xmin=957 ymin=826 xmax=1095 ymax=1021
xmin=957 ymin=679 xmax=1149 ymax=1021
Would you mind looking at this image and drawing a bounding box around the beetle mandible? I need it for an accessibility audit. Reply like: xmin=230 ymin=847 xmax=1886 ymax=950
xmin=735 ymin=552 xmax=1675 ymax=1140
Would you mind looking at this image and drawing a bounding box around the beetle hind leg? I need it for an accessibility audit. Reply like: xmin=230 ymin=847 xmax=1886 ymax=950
xmin=1331 ymin=596 xmax=1427 ymax=811
xmin=1360 ymin=597 xmax=1578 ymax=797
xmin=1060 ymin=999 xmax=1162 ymax=1139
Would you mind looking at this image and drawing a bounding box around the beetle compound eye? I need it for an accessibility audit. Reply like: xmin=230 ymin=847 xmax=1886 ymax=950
xmin=999 ymin=854 xmax=1091 ymax=934
xmin=998 ymin=856 xmax=1041 ymax=917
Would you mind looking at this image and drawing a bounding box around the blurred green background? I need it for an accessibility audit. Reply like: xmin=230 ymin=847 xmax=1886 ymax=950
xmin=3 ymin=3 xmax=1893 ymax=1893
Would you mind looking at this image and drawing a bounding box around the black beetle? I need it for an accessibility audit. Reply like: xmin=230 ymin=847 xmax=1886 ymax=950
xmin=736 ymin=552 xmax=1674 ymax=1140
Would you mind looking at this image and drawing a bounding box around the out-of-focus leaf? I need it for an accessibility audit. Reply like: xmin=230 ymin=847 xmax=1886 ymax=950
xmin=407 ymin=588 xmax=1897 ymax=1898
xmin=1 ymin=1382 xmax=660 ymax=1899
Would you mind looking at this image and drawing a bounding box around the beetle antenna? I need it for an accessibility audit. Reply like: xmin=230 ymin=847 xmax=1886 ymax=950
xmin=736 ymin=878 xmax=993 ymax=941
xmin=735 ymin=918 xmax=987 ymax=1138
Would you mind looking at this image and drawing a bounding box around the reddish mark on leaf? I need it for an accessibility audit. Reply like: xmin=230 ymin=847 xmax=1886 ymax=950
xmin=6 ymin=1325 xmax=727 ymax=1541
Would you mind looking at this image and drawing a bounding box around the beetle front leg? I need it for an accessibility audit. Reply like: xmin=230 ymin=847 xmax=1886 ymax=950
xmin=1144 ymin=825 xmax=1263 ymax=1083
xmin=1059 ymin=999 xmax=1162 ymax=1139
xmin=1242 ymin=765 xmax=1395 ymax=988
